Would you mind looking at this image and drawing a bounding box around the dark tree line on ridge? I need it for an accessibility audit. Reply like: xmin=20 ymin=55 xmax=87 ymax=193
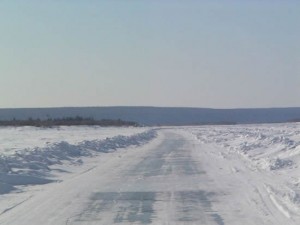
xmin=0 ymin=116 xmax=139 ymax=127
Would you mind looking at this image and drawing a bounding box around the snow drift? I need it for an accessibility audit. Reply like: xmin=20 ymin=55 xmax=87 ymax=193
xmin=0 ymin=129 xmax=157 ymax=194
xmin=186 ymin=123 xmax=300 ymax=221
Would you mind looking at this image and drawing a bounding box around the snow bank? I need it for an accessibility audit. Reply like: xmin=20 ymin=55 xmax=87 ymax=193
xmin=0 ymin=129 xmax=157 ymax=194
xmin=0 ymin=126 xmax=149 ymax=155
xmin=185 ymin=123 xmax=300 ymax=220
xmin=188 ymin=124 xmax=300 ymax=171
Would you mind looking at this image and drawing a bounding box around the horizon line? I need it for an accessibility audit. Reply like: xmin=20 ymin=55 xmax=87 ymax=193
xmin=0 ymin=106 xmax=300 ymax=110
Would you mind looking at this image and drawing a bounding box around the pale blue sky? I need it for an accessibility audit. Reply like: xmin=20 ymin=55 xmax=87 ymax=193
xmin=1 ymin=0 xmax=299 ymax=108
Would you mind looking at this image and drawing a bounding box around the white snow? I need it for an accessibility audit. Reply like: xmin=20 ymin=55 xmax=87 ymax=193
xmin=0 ymin=126 xmax=156 ymax=194
xmin=183 ymin=123 xmax=300 ymax=224
xmin=1 ymin=123 xmax=300 ymax=224
xmin=0 ymin=126 xmax=150 ymax=155
xmin=0 ymin=127 xmax=160 ymax=225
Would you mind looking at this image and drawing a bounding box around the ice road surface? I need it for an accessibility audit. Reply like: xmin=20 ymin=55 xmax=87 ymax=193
xmin=1 ymin=124 xmax=300 ymax=224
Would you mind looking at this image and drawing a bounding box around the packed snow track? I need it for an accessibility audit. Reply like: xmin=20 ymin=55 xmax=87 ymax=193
xmin=65 ymin=131 xmax=223 ymax=225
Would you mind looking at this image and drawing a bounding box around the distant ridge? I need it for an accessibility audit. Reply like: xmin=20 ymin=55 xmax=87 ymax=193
xmin=0 ymin=106 xmax=300 ymax=126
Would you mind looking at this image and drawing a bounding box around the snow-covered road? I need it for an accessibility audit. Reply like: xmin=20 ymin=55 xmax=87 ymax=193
xmin=1 ymin=126 xmax=300 ymax=224
xmin=65 ymin=131 xmax=224 ymax=225
xmin=0 ymin=130 xmax=223 ymax=225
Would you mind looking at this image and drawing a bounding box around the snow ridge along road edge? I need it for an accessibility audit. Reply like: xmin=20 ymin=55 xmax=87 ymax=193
xmin=0 ymin=129 xmax=157 ymax=194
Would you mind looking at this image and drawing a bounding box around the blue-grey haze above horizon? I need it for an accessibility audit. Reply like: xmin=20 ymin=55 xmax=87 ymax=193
xmin=0 ymin=0 xmax=299 ymax=109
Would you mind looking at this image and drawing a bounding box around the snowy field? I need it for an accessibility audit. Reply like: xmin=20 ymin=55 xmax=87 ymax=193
xmin=0 ymin=123 xmax=300 ymax=224
xmin=184 ymin=123 xmax=300 ymax=224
